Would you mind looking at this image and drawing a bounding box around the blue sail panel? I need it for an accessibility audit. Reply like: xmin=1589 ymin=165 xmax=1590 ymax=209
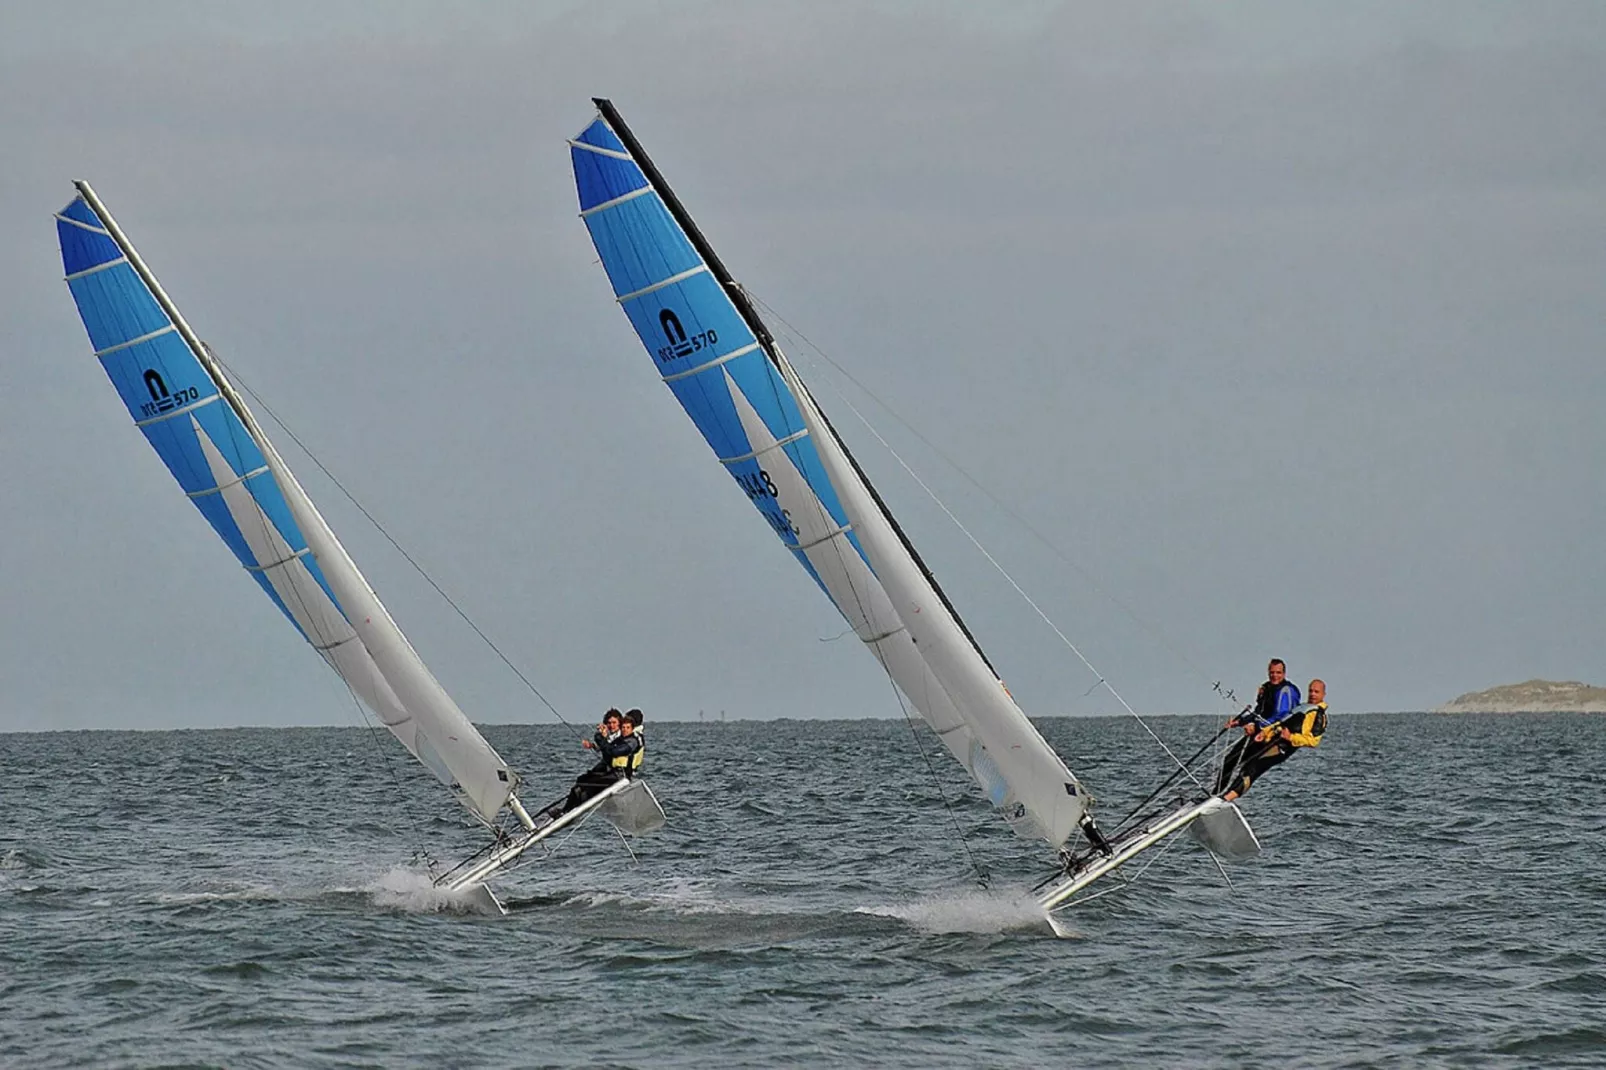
xmin=583 ymin=191 xmax=700 ymax=300
xmin=59 ymin=216 xmax=124 ymax=277
xmin=56 ymin=195 xmax=345 ymax=629
xmin=619 ymin=269 xmax=741 ymax=369
xmin=574 ymin=117 xmax=627 ymax=154
xmin=572 ymin=121 xmax=649 ymax=214
xmin=573 ymin=116 xmax=871 ymax=573
xmin=64 ymin=259 xmax=169 ymax=353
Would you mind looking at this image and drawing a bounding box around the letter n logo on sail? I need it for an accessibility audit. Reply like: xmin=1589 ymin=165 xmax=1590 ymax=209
xmin=659 ymin=309 xmax=694 ymax=360
xmin=143 ymin=369 xmax=176 ymax=413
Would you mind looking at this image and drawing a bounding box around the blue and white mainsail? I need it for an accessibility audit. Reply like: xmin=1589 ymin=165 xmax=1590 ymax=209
xmin=56 ymin=183 xmax=516 ymax=823
xmin=572 ymin=101 xmax=1088 ymax=849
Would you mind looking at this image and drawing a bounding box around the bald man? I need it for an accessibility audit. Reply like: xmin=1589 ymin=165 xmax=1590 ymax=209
xmin=1221 ymin=679 xmax=1328 ymax=802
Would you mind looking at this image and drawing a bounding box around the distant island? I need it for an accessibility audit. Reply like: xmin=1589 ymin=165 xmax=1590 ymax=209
xmin=1436 ymin=679 xmax=1606 ymax=714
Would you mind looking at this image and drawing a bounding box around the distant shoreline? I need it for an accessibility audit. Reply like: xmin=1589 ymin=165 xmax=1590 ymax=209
xmin=2 ymin=708 xmax=1592 ymax=735
xmin=1435 ymin=679 xmax=1606 ymax=714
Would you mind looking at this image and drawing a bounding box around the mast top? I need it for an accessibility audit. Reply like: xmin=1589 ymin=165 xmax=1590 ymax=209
xmin=588 ymin=98 xmax=777 ymax=352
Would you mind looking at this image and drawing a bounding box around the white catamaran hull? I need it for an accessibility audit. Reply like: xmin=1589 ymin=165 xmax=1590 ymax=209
xmin=1037 ymin=798 xmax=1258 ymax=930
xmin=441 ymin=778 xmax=665 ymax=913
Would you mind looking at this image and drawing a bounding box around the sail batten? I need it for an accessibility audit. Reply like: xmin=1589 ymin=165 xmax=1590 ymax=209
xmin=57 ymin=183 xmax=516 ymax=823
xmin=574 ymin=102 xmax=1088 ymax=848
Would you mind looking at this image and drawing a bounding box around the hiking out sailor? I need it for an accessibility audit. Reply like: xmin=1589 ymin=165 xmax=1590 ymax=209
xmin=623 ymin=708 xmax=645 ymax=778
xmin=1078 ymin=810 xmax=1113 ymax=859
xmin=534 ymin=708 xmax=642 ymax=826
xmin=1220 ymin=678 xmax=1327 ymax=802
xmin=1215 ymin=659 xmax=1302 ymax=795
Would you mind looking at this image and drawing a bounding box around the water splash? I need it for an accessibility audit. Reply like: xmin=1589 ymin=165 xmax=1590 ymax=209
xmin=366 ymin=866 xmax=501 ymax=916
xmin=859 ymin=887 xmax=1056 ymax=935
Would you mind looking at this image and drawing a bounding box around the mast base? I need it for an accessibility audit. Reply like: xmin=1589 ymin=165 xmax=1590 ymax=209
xmin=436 ymin=778 xmax=666 ymax=908
xmin=1036 ymin=797 xmax=1258 ymax=926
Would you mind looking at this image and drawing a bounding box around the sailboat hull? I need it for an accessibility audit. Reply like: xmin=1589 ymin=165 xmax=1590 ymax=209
xmin=1037 ymin=798 xmax=1258 ymax=925
xmin=439 ymin=777 xmax=663 ymax=903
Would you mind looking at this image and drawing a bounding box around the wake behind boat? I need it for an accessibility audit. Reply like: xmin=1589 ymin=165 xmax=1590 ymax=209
xmin=569 ymin=100 xmax=1252 ymax=931
xmin=55 ymin=183 xmax=664 ymax=913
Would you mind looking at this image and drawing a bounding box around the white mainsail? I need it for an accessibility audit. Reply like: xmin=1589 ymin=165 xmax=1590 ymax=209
xmin=778 ymin=362 xmax=1088 ymax=847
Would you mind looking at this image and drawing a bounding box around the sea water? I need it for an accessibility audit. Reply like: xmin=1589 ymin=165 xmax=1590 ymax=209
xmin=2 ymin=713 xmax=1601 ymax=1068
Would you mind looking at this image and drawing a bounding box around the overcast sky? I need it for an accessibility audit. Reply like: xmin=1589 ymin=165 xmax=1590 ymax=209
xmin=2 ymin=1 xmax=1602 ymax=733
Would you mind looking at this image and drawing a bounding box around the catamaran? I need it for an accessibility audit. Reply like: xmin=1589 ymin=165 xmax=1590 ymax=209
xmin=568 ymin=100 xmax=1254 ymax=933
xmin=55 ymin=182 xmax=664 ymax=913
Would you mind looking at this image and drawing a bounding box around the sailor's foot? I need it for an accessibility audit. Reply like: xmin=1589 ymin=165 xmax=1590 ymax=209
xmin=1223 ymin=790 xmax=1240 ymax=802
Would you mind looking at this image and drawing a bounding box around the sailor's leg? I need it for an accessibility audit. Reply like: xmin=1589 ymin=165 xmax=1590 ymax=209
xmin=1215 ymin=735 xmax=1250 ymax=794
xmin=1079 ymin=811 xmax=1114 ymax=857
xmin=1229 ymin=744 xmax=1291 ymax=800
xmin=531 ymin=797 xmax=564 ymax=828
xmin=564 ymin=769 xmax=619 ymax=812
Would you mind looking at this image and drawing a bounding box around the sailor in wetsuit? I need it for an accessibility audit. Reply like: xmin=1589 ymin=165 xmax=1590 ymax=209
xmin=1215 ymin=659 xmax=1302 ymax=796
xmin=1220 ymin=678 xmax=1327 ymax=801
xmin=533 ymin=709 xmax=643 ymax=827
xmin=622 ymin=708 xmax=645 ymax=778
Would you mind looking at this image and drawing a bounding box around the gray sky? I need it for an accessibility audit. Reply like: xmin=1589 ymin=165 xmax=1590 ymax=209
xmin=2 ymin=1 xmax=1602 ymax=732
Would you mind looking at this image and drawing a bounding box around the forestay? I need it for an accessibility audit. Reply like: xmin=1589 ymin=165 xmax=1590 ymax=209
xmin=571 ymin=102 xmax=1086 ymax=847
xmin=56 ymin=184 xmax=516 ymax=823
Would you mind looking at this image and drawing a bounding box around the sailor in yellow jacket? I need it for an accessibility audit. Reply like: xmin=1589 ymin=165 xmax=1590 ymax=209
xmin=1222 ymin=679 xmax=1327 ymax=802
xmin=623 ymin=708 xmax=645 ymax=777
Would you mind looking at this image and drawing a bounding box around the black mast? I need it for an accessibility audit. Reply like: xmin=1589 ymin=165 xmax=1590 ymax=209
xmin=593 ymin=98 xmax=776 ymax=351
xmin=591 ymin=98 xmax=1002 ymax=679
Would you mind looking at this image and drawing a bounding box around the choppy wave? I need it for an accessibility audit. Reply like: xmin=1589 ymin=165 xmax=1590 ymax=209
xmin=2 ymin=714 xmax=1602 ymax=1068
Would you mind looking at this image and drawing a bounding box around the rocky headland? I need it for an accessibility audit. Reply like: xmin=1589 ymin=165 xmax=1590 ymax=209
xmin=1436 ymin=679 xmax=1606 ymax=714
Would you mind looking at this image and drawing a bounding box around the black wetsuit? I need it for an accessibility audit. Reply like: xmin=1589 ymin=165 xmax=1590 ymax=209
xmin=561 ymin=732 xmax=642 ymax=812
xmin=1219 ymin=738 xmax=1292 ymax=799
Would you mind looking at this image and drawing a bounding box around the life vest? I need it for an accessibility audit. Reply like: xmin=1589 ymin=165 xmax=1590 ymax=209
xmin=608 ymin=733 xmax=642 ymax=774
xmin=630 ymin=736 xmax=645 ymax=775
xmin=1283 ymin=702 xmax=1327 ymax=748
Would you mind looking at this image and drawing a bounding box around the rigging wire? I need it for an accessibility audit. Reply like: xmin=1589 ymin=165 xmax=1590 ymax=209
xmin=872 ymin=649 xmax=993 ymax=889
xmin=213 ymin=355 xmax=587 ymax=744
xmin=764 ymin=341 xmax=993 ymax=888
xmin=197 ymin=343 xmax=440 ymax=848
xmin=772 ymin=336 xmax=1206 ymax=791
xmin=201 ymin=342 xmax=484 ymax=858
xmin=1110 ymin=724 xmax=1231 ymax=836
xmin=716 ymin=272 xmax=995 ymax=887
xmin=748 ymin=294 xmax=1241 ymax=716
